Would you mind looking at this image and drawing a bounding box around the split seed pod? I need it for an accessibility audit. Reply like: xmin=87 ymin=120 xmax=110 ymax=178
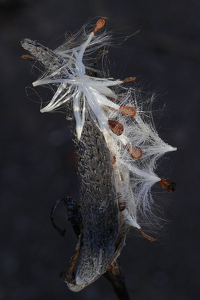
xmin=21 ymin=17 xmax=176 ymax=292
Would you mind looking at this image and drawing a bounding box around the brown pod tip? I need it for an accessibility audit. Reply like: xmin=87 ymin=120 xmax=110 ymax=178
xmin=125 ymin=143 xmax=142 ymax=159
xmin=159 ymin=179 xmax=177 ymax=193
xmin=123 ymin=77 xmax=136 ymax=83
xmin=108 ymin=120 xmax=124 ymax=136
xmin=119 ymin=106 xmax=136 ymax=117
xmin=139 ymin=229 xmax=157 ymax=243
xmin=21 ymin=55 xmax=38 ymax=61
xmin=93 ymin=18 xmax=106 ymax=34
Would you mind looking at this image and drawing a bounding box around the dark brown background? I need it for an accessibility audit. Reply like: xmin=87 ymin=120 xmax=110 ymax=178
xmin=1 ymin=0 xmax=199 ymax=299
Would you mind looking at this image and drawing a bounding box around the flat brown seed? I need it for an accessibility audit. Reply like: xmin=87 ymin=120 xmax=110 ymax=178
xmin=93 ymin=18 xmax=106 ymax=34
xmin=119 ymin=202 xmax=126 ymax=212
xmin=123 ymin=77 xmax=136 ymax=83
xmin=108 ymin=120 xmax=124 ymax=136
xmin=68 ymin=31 xmax=73 ymax=48
xmin=119 ymin=106 xmax=136 ymax=117
xmin=107 ymin=264 xmax=113 ymax=271
xmin=21 ymin=55 xmax=38 ymax=61
xmin=139 ymin=229 xmax=157 ymax=243
xmin=117 ymin=194 xmax=126 ymax=212
xmin=125 ymin=143 xmax=142 ymax=159
xmin=159 ymin=179 xmax=177 ymax=193
xmin=107 ymin=97 xmax=117 ymax=102
xmin=111 ymin=155 xmax=116 ymax=165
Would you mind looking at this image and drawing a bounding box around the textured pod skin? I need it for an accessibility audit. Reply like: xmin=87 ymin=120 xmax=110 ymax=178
xmin=70 ymin=110 xmax=119 ymax=291
xmin=21 ymin=39 xmax=64 ymax=71
xmin=21 ymin=36 xmax=120 ymax=291
xmin=22 ymin=19 xmax=177 ymax=293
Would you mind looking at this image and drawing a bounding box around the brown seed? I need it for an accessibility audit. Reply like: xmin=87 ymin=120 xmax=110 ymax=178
xmin=119 ymin=106 xmax=136 ymax=117
xmin=21 ymin=55 xmax=38 ymax=61
xmin=68 ymin=31 xmax=73 ymax=49
xmin=107 ymin=97 xmax=118 ymax=103
xmin=117 ymin=194 xmax=126 ymax=211
xmin=123 ymin=77 xmax=136 ymax=83
xmin=93 ymin=18 xmax=106 ymax=34
xmin=107 ymin=264 xmax=113 ymax=271
xmin=111 ymin=155 xmax=116 ymax=165
xmin=108 ymin=120 xmax=124 ymax=136
xmin=159 ymin=179 xmax=177 ymax=193
xmin=139 ymin=229 xmax=157 ymax=243
xmin=119 ymin=202 xmax=126 ymax=212
xmin=125 ymin=143 xmax=142 ymax=159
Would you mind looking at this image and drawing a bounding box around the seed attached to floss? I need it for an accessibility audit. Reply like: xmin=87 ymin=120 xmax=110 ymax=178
xmin=159 ymin=179 xmax=177 ymax=193
xmin=119 ymin=201 xmax=126 ymax=212
xmin=117 ymin=195 xmax=126 ymax=212
xmin=21 ymin=17 xmax=177 ymax=294
xmin=125 ymin=143 xmax=142 ymax=159
xmin=93 ymin=18 xmax=106 ymax=34
xmin=68 ymin=32 xmax=73 ymax=48
xmin=108 ymin=120 xmax=124 ymax=136
xmin=123 ymin=77 xmax=136 ymax=83
xmin=111 ymin=155 xmax=116 ymax=165
xmin=107 ymin=97 xmax=118 ymax=103
xmin=139 ymin=229 xmax=157 ymax=243
xmin=119 ymin=106 xmax=136 ymax=117
xmin=21 ymin=54 xmax=38 ymax=61
xmin=107 ymin=264 xmax=113 ymax=272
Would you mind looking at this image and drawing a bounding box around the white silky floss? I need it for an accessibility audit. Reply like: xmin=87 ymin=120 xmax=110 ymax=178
xmin=22 ymin=17 xmax=176 ymax=238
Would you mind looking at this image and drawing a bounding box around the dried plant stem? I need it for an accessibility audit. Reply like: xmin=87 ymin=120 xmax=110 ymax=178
xmin=104 ymin=259 xmax=130 ymax=300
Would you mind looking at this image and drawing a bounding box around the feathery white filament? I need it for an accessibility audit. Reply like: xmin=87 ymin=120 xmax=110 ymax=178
xmin=122 ymin=209 xmax=141 ymax=229
xmin=22 ymin=18 xmax=176 ymax=232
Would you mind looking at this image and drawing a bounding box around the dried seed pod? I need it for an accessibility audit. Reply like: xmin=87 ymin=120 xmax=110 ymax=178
xmin=22 ymin=16 xmax=177 ymax=293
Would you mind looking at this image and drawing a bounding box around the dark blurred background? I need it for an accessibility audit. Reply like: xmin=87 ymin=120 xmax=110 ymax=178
xmin=0 ymin=0 xmax=199 ymax=299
